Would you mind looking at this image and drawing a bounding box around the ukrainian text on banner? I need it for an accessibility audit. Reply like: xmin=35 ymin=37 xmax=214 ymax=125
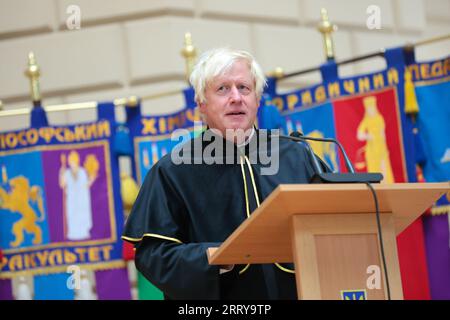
xmin=412 ymin=56 xmax=450 ymax=299
xmin=0 ymin=103 xmax=126 ymax=279
xmin=259 ymin=48 xmax=431 ymax=299
xmin=261 ymin=63 xmax=407 ymax=180
xmin=125 ymin=89 xmax=201 ymax=184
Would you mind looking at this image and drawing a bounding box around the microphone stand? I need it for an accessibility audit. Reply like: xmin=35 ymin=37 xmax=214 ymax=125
xmin=276 ymin=132 xmax=383 ymax=184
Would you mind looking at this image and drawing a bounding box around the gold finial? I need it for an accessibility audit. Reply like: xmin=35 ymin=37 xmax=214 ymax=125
xmin=127 ymin=95 xmax=139 ymax=107
xmin=271 ymin=67 xmax=284 ymax=79
xmin=24 ymin=52 xmax=42 ymax=103
xmin=180 ymin=32 xmax=197 ymax=82
xmin=317 ymin=8 xmax=337 ymax=61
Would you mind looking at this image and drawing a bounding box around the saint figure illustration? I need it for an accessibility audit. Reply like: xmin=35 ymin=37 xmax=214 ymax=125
xmin=59 ymin=151 xmax=99 ymax=240
xmin=356 ymin=96 xmax=394 ymax=183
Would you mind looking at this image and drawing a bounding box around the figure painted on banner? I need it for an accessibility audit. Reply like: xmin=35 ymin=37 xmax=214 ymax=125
xmin=15 ymin=276 xmax=33 ymax=300
xmin=356 ymin=96 xmax=394 ymax=183
xmin=59 ymin=151 xmax=99 ymax=241
xmin=308 ymin=130 xmax=338 ymax=172
xmin=151 ymin=143 xmax=159 ymax=165
xmin=122 ymin=48 xmax=330 ymax=300
xmin=294 ymin=120 xmax=303 ymax=134
xmin=285 ymin=117 xmax=294 ymax=134
xmin=0 ymin=166 xmax=45 ymax=247
xmin=142 ymin=148 xmax=150 ymax=170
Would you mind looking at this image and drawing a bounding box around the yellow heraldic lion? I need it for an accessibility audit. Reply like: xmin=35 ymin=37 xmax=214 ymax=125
xmin=0 ymin=176 xmax=46 ymax=247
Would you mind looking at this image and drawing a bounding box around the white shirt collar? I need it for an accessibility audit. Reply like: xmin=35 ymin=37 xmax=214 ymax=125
xmin=236 ymin=127 xmax=256 ymax=148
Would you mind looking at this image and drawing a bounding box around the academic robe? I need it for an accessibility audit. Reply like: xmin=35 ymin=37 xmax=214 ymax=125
xmin=122 ymin=129 xmax=329 ymax=300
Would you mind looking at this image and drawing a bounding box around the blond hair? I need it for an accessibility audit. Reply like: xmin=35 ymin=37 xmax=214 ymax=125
xmin=189 ymin=47 xmax=267 ymax=104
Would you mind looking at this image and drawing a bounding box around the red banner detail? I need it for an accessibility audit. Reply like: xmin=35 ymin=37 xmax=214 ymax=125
xmin=332 ymin=89 xmax=406 ymax=182
xmin=332 ymin=88 xmax=430 ymax=299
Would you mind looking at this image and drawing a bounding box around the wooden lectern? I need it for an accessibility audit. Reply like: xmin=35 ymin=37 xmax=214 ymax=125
xmin=207 ymin=182 xmax=450 ymax=300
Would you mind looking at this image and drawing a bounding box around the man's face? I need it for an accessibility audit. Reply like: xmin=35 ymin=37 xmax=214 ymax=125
xmin=199 ymin=59 xmax=259 ymax=137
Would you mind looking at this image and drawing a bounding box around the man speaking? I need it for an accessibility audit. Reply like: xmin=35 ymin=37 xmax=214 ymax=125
xmin=122 ymin=47 xmax=329 ymax=299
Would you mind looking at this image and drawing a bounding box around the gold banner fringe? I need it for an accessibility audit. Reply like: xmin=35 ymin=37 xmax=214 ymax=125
xmin=404 ymin=69 xmax=420 ymax=114
xmin=0 ymin=259 xmax=126 ymax=280
xmin=431 ymin=205 xmax=450 ymax=216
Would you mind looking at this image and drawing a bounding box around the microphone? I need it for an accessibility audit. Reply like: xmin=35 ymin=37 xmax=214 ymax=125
xmin=275 ymin=131 xmax=383 ymax=184
xmin=288 ymin=132 xmax=324 ymax=175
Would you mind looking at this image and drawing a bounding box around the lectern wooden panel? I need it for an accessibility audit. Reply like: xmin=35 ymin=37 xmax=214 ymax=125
xmin=207 ymin=182 xmax=449 ymax=300
xmin=291 ymin=213 xmax=401 ymax=299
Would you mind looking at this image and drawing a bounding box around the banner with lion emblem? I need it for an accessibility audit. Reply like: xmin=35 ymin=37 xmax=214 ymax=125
xmin=0 ymin=102 xmax=126 ymax=279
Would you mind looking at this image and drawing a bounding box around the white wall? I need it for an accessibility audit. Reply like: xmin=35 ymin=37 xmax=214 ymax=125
xmin=0 ymin=0 xmax=449 ymax=130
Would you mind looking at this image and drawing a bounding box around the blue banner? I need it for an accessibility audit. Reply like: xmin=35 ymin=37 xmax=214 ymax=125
xmin=125 ymin=88 xmax=202 ymax=184
xmin=0 ymin=103 xmax=126 ymax=279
